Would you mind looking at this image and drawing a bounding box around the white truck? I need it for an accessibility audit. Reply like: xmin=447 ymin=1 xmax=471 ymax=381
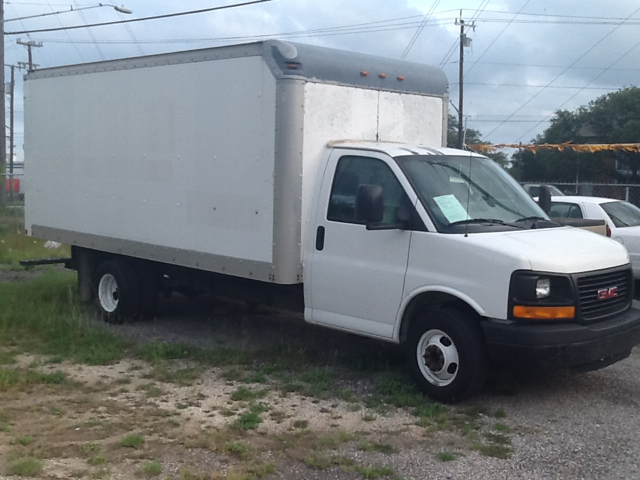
xmin=24 ymin=41 xmax=640 ymax=402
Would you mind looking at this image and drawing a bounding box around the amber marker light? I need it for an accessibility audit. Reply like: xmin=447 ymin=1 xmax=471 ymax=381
xmin=513 ymin=305 xmax=575 ymax=320
xmin=379 ymin=73 xmax=387 ymax=78
xmin=360 ymin=71 xmax=369 ymax=76
xmin=397 ymin=76 xmax=405 ymax=81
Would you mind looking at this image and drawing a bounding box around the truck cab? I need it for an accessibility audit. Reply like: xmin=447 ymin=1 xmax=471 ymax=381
xmin=305 ymin=142 xmax=640 ymax=402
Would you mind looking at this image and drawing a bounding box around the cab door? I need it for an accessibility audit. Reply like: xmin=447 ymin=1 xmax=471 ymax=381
xmin=305 ymin=150 xmax=415 ymax=339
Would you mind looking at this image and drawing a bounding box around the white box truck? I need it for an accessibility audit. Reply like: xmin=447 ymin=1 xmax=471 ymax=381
xmin=24 ymin=41 xmax=640 ymax=402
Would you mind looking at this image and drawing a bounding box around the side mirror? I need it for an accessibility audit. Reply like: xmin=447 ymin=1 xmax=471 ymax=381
xmin=537 ymin=185 xmax=551 ymax=213
xmin=356 ymin=184 xmax=384 ymax=224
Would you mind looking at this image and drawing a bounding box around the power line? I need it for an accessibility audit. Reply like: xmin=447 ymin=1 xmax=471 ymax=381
xmin=483 ymin=4 xmax=640 ymax=140
xmin=515 ymin=40 xmax=640 ymax=142
xmin=4 ymin=0 xmax=274 ymax=35
xmin=464 ymin=0 xmax=531 ymax=79
xmin=400 ymin=0 xmax=439 ymax=60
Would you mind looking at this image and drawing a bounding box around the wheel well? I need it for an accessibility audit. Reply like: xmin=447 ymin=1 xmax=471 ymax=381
xmin=399 ymin=291 xmax=481 ymax=344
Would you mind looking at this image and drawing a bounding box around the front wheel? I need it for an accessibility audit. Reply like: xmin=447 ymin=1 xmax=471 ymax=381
xmin=95 ymin=260 xmax=141 ymax=324
xmin=406 ymin=308 xmax=488 ymax=403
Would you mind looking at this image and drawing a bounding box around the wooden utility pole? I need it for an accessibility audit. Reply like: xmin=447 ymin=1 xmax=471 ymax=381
xmin=17 ymin=39 xmax=42 ymax=71
xmin=455 ymin=14 xmax=474 ymax=150
xmin=1 ymin=1 xmax=6 ymax=205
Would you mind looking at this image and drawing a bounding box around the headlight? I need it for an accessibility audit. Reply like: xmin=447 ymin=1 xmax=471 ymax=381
xmin=509 ymin=271 xmax=575 ymax=321
xmin=536 ymin=277 xmax=551 ymax=299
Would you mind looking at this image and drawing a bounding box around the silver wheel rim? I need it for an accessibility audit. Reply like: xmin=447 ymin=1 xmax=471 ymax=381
xmin=98 ymin=274 xmax=119 ymax=313
xmin=416 ymin=328 xmax=459 ymax=387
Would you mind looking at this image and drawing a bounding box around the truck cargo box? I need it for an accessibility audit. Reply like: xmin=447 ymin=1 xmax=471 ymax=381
xmin=24 ymin=40 xmax=448 ymax=284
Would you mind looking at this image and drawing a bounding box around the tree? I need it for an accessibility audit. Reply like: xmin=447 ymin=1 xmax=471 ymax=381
xmin=446 ymin=114 xmax=509 ymax=168
xmin=510 ymin=87 xmax=640 ymax=182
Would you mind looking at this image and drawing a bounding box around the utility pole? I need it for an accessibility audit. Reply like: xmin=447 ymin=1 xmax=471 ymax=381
xmin=455 ymin=13 xmax=474 ymax=150
xmin=0 ymin=1 xmax=5 ymax=205
xmin=8 ymin=64 xmax=15 ymax=202
xmin=17 ymin=39 xmax=42 ymax=71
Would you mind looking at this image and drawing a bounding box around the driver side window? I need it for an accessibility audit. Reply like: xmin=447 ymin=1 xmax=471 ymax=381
xmin=327 ymin=155 xmax=412 ymax=227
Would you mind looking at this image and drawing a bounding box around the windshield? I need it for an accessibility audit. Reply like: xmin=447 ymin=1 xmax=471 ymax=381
xmin=396 ymin=154 xmax=550 ymax=232
xmin=601 ymin=201 xmax=640 ymax=228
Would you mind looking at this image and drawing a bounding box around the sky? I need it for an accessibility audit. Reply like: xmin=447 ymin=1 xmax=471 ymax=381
xmin=3 ymin=0 xmax=640 ymax=162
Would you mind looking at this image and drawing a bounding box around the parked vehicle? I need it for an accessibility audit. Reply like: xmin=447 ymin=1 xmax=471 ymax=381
xmin=550 ymin=196 xmax=640 ymax=277
xmin=523 ymin=183 xmax=565 ymax=198
xmin=23 ymin=41 xmax=640 ymax=402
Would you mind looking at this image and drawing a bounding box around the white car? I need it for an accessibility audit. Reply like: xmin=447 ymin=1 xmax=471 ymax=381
xmin=550 ymin=196 xmax=640 ymax=277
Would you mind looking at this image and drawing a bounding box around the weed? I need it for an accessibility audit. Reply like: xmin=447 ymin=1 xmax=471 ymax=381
xmin=437 ymin=452 xmax=456 ymax=462
xmin=142 ymin=460 xmax=162 ymax=476
xmin=87 ymin=455 xmax=107 ymax=465
xmin=352 ymin=464 xmax=395 ymax=478
xmin=494 ymin=422 xmax=510 ymax=432
xmin=8 ymin=457 xmax=44 ymax=476
xmin=246 ymin=462 xmax=275 ymax=477
xmin=292 ymin=419 xmax=309 ymax=429
xmin=493 ymin=408 xmax=507 ymax=418
xmin=233 ymin=411 xmax=262 ymax=430
xmin=358 ymin=442 xmax=397 ymax=455
xmin=120 ymin=433 xmax=145 ymax=448
xmin=243 ymin=371 xmax=267 ymax=383
xmin=179 ymin=468 xmax=208 ymax=479
xmin=318 ymin=430 xmax=356 ymax=448
xmin=224 ymin=440 xmax=250 ymax=457
xmin=81 ymin=442 xmax=100 ymax=454
xmin=137 ymin=382 xmax=164 ymax=397
xmin=221 ymin=366 xmax=245 ymax=381
xmin=147 ymin=363 xmax=202 ymax=386
xmin=18 ymin=435 xmax=34 ymax=446
xmin=230 ymin=387 xmax=268 ymax=402
xmin=362 ymin=412 xmax=377 ymax=422
xmin=270 ymin=410 xmax=287 ymax=422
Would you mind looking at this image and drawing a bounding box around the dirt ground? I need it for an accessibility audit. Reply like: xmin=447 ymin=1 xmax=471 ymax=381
xmin=2 ymin=272 xmax=640 ymax=479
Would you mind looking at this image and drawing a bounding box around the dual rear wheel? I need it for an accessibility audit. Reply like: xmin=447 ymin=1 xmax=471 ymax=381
xmin=95 ymin=259 xmax=158 ymax=323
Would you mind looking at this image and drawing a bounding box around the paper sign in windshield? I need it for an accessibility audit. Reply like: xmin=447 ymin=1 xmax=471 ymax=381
xmin=434 ymin=194 xmax=470 ymax=223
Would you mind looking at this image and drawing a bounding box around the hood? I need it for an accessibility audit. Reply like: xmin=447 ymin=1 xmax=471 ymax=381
xmin=463 ymin=226 xmax=630 ymax=273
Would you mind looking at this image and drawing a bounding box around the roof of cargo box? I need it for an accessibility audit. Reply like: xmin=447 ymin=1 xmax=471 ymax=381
xmin=25 ymin=40 xmax=448 ymax=97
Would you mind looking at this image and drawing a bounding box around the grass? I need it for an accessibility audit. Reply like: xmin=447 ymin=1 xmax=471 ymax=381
xmin=120 ymin=433 xmax=145 ymax=448
xmin=0 ymin=271 xmax=129 ymax=365
xmin=8 ymin=457 xmax=44 ymax=476
xmin=142 ymin=460 xmax=162 ymax=476
xmin=0 ymin=204 xmax=71 ymax=269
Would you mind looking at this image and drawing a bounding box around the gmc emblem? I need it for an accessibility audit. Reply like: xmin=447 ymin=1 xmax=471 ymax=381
xmin=598 ymin=286 xmax=618 ymax=300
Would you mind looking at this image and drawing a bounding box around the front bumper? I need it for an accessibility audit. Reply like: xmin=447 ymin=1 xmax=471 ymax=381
xmin=482 ymin=305 xmax=640 ymax=370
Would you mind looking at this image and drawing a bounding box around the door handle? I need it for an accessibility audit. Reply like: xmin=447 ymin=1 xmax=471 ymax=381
xmin=315 ymin=226 xmax=325 ymax=251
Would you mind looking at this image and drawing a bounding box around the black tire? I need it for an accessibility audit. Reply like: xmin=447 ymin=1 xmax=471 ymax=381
xmin=406 ymin=308 xmax=488 ymax=403
xmin=137 ymin=264 xmax=160 ymax=319
xmin=94 ymin=260 xmax=141 ymax=324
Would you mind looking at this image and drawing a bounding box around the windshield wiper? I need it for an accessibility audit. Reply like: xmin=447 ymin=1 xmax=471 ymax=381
xmin=514 ymin=216 xmax=547 ymax=223
xmin=449 ymin=218 xmax=509 ymax=226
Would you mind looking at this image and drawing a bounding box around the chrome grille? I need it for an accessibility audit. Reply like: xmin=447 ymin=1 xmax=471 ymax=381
xmin=577 ymin=267 xmax=632 ymax=322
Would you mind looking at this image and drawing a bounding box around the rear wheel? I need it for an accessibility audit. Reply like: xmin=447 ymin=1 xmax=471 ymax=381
xmin=95 ymin=260 xmax=141 ymax=323
xmin=406 ymin=308 xmax=488 ymax=403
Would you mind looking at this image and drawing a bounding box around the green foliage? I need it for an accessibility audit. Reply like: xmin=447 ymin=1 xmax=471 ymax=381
xmin=0 ymin=271 xmax=128 ymax=365
xmin=120 ymin=433 xmax=145 ymax=448
xmin=18 ymin=435 xmax=35 ymax=446
xmin=511 ymin=86 xmax=640 ymax=182
xmin=437 ymin=452 xmax=455 ymax=462
xmin=142 ymin=460 xmax=162 ymax=476
xmin=8 ymin=457 xmax=44 ymax=476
